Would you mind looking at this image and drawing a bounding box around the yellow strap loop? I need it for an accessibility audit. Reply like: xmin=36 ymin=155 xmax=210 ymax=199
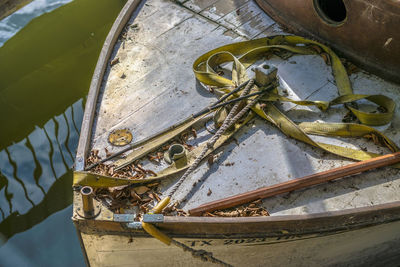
xmin=74 ymin=35 xmax=398 ymax=188
xmin=193 ymin=35 xmax=397 ymax=164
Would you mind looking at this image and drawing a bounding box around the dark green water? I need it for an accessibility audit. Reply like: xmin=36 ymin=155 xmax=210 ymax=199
xmin=0 ymin=0 xmax=127 ymax=265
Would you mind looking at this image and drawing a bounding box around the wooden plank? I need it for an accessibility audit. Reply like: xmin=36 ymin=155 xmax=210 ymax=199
xmin=217 ymin=1 xmax=262 ymax=29
xmin=189 ymin=152 xmax=400 ymax=215
xmin=234 ymin=12 xmax=275 ymax=38
xmin=74 ymin=0 xmax=142 ymax=171
xmin=200 ymin=0 xmax=249 ymax=21
xmin=90 ymin=15 xmax=237 ymax=158
xmin=183 ymin=0 xmax=219 ymax=13
xmin=253 ymin=23 xmax=286 ymax=38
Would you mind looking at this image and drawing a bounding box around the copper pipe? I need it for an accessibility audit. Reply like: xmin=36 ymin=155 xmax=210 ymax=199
xmin=81 ymin=186 xmax=95 ymax=218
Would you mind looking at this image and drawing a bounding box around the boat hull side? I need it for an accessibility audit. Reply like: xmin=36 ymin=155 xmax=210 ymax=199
xmin=73 ymin=201 xmax=400 ymax=266
xmin=77 ymin=220 xmax=400 ymax=266
xmin=255 ymin=0 xmax=400 ymax=84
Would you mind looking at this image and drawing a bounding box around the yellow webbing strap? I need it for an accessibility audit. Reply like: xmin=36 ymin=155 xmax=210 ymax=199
xmin=73 ymin=35 xmax=399 ymax=187
xmin=73 ymin=113 xmax=254 ymax=187
xmin=114 ymin=114 xmax=209 ymax=170
xmin=142 ymin=222 xmax=172 ymax=245
xmin=193 ymin=35 xmax=399 ymax=165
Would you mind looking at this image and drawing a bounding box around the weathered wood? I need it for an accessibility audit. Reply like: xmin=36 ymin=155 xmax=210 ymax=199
xmin=0 ymin=0 xmax=32 ymax=20
xmin=190 ymin=152 xmax=400 ymax=215
xmin=73 ymin=0 xmax=400 ymax=265
xmin=74 ymin=0 xmax=142 ymax=171
xmin=75 ymin=201 xmax=400 ymax=266
xmin=74 ymin=201 xmax=400 ymax=237
xmin=255 ymin=0 xmax=400 ymax=84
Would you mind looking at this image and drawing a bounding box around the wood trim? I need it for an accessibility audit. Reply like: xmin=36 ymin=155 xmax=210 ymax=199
xmin=159 ymin=201 xmax=400 ymax=236
xmin=74 ymin=201 xmax=400 ymax=238
xmin=75 ymin=0 xmax=142 ymax=171
xmin=170 ymin=201 xmax=400 ymax=224
xmin=189 ymin=152 xmax=400 ymax=215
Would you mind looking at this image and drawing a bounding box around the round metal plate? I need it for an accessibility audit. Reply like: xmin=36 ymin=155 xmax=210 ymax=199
xmin=108 ymin=129 xmax=133 ymax=146
xmin=76 ymin=204 xmax=101 ymax=219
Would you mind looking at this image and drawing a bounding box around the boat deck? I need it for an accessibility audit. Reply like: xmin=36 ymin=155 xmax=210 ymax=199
xmin=89 ymin=0 xmax=400 ymax=216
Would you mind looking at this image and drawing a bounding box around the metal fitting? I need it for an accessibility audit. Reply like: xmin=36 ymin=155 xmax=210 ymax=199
xmin=254 ymin=64 xmax=278 ymax=87
xmin=77 ymin=186 xmax=100 ymax=219
xmin=81 ymin=186 xmax=95 ymax=218
xmin=164 ymin=144 xmax=187 ymax=168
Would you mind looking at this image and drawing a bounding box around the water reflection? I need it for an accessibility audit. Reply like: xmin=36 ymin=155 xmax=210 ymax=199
xmin=0 ymin=0 xmax=73 ymax=46
xmin=0 ymin=0 xmax=127 ymax=264
xmin=0 ymin=98 xmax=83 ymax=240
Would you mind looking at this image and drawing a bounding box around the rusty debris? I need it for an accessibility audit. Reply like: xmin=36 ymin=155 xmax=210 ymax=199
xmin=363 ymin=133 xmax=395 ymax=152
xmin=110 ymin=57 xmax=120 ymax=66
xmin=309 ymin=44 xmax=322 ymax=54
xmin=162 ymin=202 xmax=189 ymax=217
xmin=85 ymin=150 xmax=155 ymax=180
xmin=191 ymin=127 xmax=197 ymax=138
xmin=87 ymin=124 xmax=269 ymax=218
xmin=134 ymin=185 xmax=150 ymax=195
xmin=87 ymin=128 xmax=197 ymax=177
xmin=207 ymin=154 xmax=215 ymax=166
xmin=94 ymin=182 xmax=161 ymax=217
xmin=320 ymin=53 xmax=331 ymax=66
xmin=147 ymin=151 xmax=164 ymax=163
xmin=202 ymin=200 xmax=270 ymax=217
xmin=341 ymin=58 xmax=360 ymax=75
xmin=207 ymin=188 xmax=212 ymax=196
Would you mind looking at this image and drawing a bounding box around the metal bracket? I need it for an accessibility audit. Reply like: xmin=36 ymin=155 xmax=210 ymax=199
xmin=143 ymin=214 xmax=164 ymax=223
xmin=114 ymin=214 xmax=135 ymax=222
xmin=253 ymin=64 xmax=278 ymax=87
xmin=126 ymin=222 xmax=143 ymax=229
xmin=114 ymin=214 xmax=143 ymax=229
xmin=164 ymin=144 xmax=187 ymax=168
xmin=117 ymin=214 xmax=164 ymax=229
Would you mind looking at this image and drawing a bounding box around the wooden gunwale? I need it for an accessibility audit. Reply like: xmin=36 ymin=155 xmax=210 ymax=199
xmin=74 ymin=0 xmax=400 ymax=229
xmin=76 ymin=201 xmax=400 ymax=238
xmin=75 ymin=0 xmax=143 ymax=172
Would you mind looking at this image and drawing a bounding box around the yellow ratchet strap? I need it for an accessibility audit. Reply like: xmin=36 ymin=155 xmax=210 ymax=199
xmin=193 ymin=35 xmax=398 ymax=165
xmin=74 ymin=35 xmax=399 ymax=188
xmin=142 ymin=196 xmax=172 ymax=245
xmin=73 ymin=113 xmax=254 ymax=187
xmin=142 ymin=222 xmax=171 ymax=245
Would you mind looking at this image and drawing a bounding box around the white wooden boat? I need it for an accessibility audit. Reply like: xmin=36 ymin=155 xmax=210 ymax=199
xmin=73 ymin=0 xmax=400 ymax=266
